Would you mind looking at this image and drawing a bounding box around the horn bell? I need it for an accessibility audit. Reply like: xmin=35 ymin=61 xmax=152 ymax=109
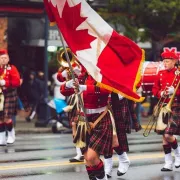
xmin=57 ymin=48 xmax=75 ymax=68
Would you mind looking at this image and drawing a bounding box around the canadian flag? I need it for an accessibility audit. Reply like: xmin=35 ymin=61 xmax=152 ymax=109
xmin=44 ymin=0 xmax=145 ymax=102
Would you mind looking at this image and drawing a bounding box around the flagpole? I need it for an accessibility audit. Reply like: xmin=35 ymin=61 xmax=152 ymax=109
xmin=59 ymin=31 xmax=91 ymax=132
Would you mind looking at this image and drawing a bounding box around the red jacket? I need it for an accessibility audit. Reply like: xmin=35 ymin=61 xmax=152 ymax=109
xmin=60 ymin=75 xmax=110 ymax=109
xmin=57 ymin=71 xmax=66 ymax=82
xmin=0 ymin=65 xmax=20 ymax=89
xmin=152 ymin=67 xmax=180 ymax=103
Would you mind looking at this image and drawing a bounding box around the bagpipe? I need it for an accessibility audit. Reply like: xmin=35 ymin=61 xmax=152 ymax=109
xmin=57 ymin=47 xmax=81 ymax=81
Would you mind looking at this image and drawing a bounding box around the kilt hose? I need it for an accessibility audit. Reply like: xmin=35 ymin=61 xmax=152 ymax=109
xmin=164 ymin=103 xmax=180 ymax=135
xmin=0 ymin=89 xmax=18 ymax=120
xmin=81 ymin=111 xmax=113 ymax=156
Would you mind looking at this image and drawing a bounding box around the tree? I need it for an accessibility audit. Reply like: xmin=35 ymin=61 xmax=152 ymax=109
xmin=94 ymin=0 xmax=180 ymax=42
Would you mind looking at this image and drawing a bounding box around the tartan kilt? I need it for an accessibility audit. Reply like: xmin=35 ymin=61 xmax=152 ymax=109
xmin=164 ymin=103 xmax=180 ymax=135
xmin=81 ymin=111 xmax=113 ymax=156
xmin=111 ymin=98 xmax=130 ymax=152
xmin=0 ymin=89 xmax=18 ymax=119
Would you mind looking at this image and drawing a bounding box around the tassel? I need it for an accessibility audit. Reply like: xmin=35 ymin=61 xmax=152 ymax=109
xmin=73 ymin=124 xmax=81 ymax=144
xmin=73 ymin=120 xmax=88 ymax=148
xmin=81 ymin=124 xmax=86 ymax=143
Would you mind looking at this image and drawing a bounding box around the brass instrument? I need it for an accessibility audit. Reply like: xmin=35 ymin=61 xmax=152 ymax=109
xmin=143 ymin=101 xmax=162 ymax=137
xmin=57 ymin=47 xmax=76 ymax=68
xmin=57 ymin=48 xmax=81 ymax=80
xmin=156 ymin=76 xmax=179 ymax=132
xmin=143 ymin=69 xmax=179 ymax=137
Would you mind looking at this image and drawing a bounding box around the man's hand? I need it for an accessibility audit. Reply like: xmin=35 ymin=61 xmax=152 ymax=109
xmin=65 ymin=79 xmax=75 ymax=89
xmin=75 ymin=85 xmax=87 ymax=94
xmin=166 ymin=86 xmax=175 ymax=95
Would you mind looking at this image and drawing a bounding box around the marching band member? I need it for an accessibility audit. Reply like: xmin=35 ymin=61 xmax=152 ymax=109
xmin=0 ymin=49 xmax=20 ymax=145
xmin=152 ymin=49 xmax=180 ymax=171
xmin=57 ymin=65 xmax=84 ymax=163
xmin=104 ymin=93 xmax=142 ymax=178
xmin=60 ymin=72 xmax=112 ymax=180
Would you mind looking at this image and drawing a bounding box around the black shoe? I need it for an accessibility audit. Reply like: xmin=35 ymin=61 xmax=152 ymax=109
xmin=107 ymin=174 xmax=111 ymax=178
xmin=80 ymin=156 xmax=84 ymax=161
xmin=161 ymin=167 xmax=172 ymax=172
xmin=69 ymin=156 xmax=84 ymax=163
xmin=175 ymin=165 xmax=180 ymax=168
xmin=26 ymin=117 xmax=31 ymax=122
xmin=117 ymin=170 xmax=126 ymax=176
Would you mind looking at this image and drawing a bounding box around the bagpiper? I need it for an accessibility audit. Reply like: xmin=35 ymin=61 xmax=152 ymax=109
xmin=61 ymin=72 xmax=112 ymax=180
xmin=0 ymin=49 xmax=20 ymax=145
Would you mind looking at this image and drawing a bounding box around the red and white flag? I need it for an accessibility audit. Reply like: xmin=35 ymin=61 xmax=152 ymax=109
xmin=44 ymin=0 xmax=145 ymax=102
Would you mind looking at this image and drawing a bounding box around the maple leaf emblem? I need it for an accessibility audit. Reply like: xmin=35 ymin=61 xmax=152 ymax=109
xmin=57 ymin=1 xmax=96 ymax=54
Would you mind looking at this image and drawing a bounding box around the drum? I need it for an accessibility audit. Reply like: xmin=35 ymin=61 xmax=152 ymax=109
xmin=141 ymin=61 xmax=165 ymax=95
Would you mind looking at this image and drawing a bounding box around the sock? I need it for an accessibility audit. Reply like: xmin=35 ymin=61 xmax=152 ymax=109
xmin=76 ymin=147 xmax=82 ymax=157
xmin=5 ymin=120 xmax=13 ymax=131
xmin=114 ymin=146 xmax=124 ymax=155
xmin=0 ymin=123 xmax=5 ymax=132
xmin=163 ymin=144 xmax=171 ymax=154
xmin=91 ymin=160 xmax=106 ymax=179
xmin=86 ymin=165 xmax=96 ymax=180
xmin=170 ymin=138 xmax=178 ymax=150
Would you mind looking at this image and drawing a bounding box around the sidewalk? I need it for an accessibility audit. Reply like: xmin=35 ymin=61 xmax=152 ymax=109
xmin=14 ymin=104 xmax=150 ymax=134
xmin=15 ymin=110 xmax=68 ymax=134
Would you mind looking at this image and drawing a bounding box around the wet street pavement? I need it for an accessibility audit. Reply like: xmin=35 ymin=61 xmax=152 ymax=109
xmin=0 ymin=130 xmax=180 ymax=180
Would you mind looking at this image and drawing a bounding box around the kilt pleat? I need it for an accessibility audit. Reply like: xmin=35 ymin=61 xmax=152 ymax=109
xmin=0 ymin=89 xmax=18 ymax=119
xmin=81 ymin=112 xmax=113 ymax=156
xmin=164 ymin=104 xmax=180 ymax=135
xmin=111 ymin=98 xmax=129 ymax=152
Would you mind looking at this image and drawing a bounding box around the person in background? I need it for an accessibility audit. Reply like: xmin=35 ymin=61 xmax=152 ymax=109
xmin=25 ymin=71 xmax=44 ymax=122
xmin=37 ymin=71 xmax=45 ymax=81
xmin=0 ymin=49 xmax=20 ymax=145
xmin=152 ymin=49 xmax=180 ymax=171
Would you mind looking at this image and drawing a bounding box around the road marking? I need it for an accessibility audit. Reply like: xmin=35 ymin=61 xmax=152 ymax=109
xmin=141 ymin=125 xmax=155 ymax=130
xmin=0 ymin=153 xmax=164 ymax=171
